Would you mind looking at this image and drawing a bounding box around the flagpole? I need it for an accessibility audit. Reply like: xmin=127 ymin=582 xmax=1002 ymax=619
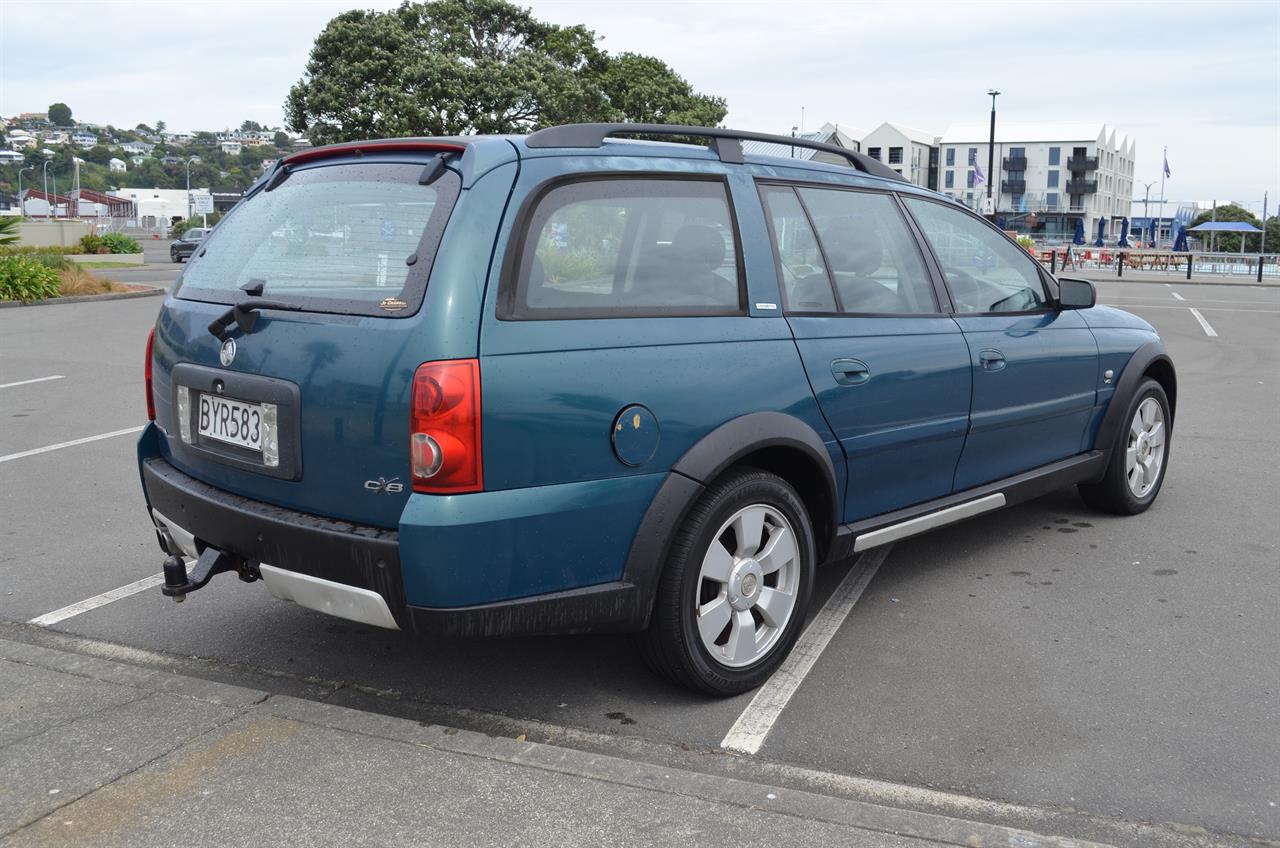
xmin=1157 ymin=145 xmax=1167 ymax=248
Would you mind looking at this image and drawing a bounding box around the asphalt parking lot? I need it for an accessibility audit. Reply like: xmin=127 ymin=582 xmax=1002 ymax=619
xmin=2 ymin=272 xmax=1277 ymax=845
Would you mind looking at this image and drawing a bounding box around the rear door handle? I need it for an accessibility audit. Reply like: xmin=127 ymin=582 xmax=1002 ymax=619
xmin=831 ymin=358 xmax=870 ymax=386
xmin=978 ymin=349 xmax=1007 ymax=371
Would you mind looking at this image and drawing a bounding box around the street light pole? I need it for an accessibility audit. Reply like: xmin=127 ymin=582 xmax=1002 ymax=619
xmin=1139 ymin=180 xmax=1155 ymax=245
xmin=41 ymin=159 xmax=52 ymax=220
xmin=986 ymin=89 xmax=999 ymax=220
xmin=186 ymin=158 xmax=194 ymax=222
xmin=18 ymin=166 xmax=33 ymax=217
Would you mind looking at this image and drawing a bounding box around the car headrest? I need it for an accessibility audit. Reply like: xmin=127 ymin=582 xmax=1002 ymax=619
xmin=822 ymin=220 xmax=882 ymax=277
xmin=670 ymin=224 xmax=726 ymax=272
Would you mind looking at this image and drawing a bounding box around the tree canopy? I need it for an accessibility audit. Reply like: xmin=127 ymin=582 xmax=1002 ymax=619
xmin=286 ymin=0 xmax=726 ymax=145
xmin=48 ymin=103 xmax=73 ymax=126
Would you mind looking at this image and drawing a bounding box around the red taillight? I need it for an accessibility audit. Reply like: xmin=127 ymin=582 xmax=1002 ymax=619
xmin=145 ymin=327 xmax=156 ymax=421
xmin=410 ymin=359 xmax=482 ymax=493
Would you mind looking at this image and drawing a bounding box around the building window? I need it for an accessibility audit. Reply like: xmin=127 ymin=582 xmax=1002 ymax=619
xmin=1048 ymin=147 xmax=1060 ymax=166
xmin=945 ymin=148 xmax=955 ymax=166
xmin=1047 ymin=170 xmax=1059 ymax=188
xmin=867 ymin=147 xmax=881 ymax=161
xmin=967 ymin=148 xmax=977 ymax=166
xmin=888 ymin=147 xmax=903 ymax=164
xmin=1009 ymin=147 xmax=1025 ymax=159
xmin=966 ymin=170 xmax=975 ymax=188
xmin=944 ymin=170 xmax=954 ymax=188
xmin=1046 ymin=192 xmax=1058 ymax=211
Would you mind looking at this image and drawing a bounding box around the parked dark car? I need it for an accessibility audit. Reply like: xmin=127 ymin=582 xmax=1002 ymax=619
xmin=139 ymin=124 xmax=1175 ymax=695
xmin=170 ymin=228 xmax=209 ymax=263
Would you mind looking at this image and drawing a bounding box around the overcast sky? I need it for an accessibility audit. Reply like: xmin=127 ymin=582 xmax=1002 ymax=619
xmin=3 ymin=0 xmax=1277 ymax=208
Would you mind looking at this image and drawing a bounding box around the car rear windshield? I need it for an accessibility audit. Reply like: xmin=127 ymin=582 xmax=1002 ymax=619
xmin=176 ymin=160 xmax=460 ymax=317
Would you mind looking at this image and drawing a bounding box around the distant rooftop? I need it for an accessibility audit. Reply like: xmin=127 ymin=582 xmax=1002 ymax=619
xmin=941 ymin=122 xmax=1114 ymax=144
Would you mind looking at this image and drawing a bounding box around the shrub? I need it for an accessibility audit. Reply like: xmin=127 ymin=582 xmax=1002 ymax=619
xmin=28 ymin=254 xmax=72 ymax=271
xmin=0 ymin=216 xmax=19 ymax=247
xmin=0 ymin=245 xmax=78 ymax=257
xmin=0 ymin=256 xmax=62 ymax=302
xmin=101 ymin=232 xmax=142 ymax=254
xmin=57 ymin=265 xmax=117 ymax=297
xmin=78 ymin=234 xmax=111 ymax=254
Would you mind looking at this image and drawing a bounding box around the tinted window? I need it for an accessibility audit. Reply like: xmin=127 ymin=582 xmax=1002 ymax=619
xmin=511 ymin=178 xmax=741 ymax=318
xmin=796 ymin=188 xmax=937 ymax=314
xmin=759 ymin=186 xmax=834 ymax=313
xmin=177 ymin=161 xmax=459 ymax=317
xmin=905 ymin=198 xmax=1047 ymax=314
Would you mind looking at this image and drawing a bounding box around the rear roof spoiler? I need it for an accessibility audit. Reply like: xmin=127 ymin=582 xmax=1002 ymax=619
xmin=525 ymin=123 xmax=907 ymax=182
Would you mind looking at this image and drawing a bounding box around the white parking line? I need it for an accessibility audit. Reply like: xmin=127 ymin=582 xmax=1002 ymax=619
xmin=721 ymin=544 xmax=892 ymax=755
xmin=0 ymin=375 xmax=65 ymax=389
xmin=1189 ymin=307 xmax=1219 ymax=337
xmin=0 ymin=425 xmax=146 ymax=464
xmin=1170 ymin=292 xmax=1185 ymax=301
xmin=28 ymin=573 xmax=166 ymax=627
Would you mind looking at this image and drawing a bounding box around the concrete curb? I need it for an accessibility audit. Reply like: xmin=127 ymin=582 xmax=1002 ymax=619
xmin=0 ymin=631 xmax=1115 ymax=848
xmin=0 ymin=624 xmax=1242 ymax=848
xmin=0 ymin=286 xmax=164 ymax=309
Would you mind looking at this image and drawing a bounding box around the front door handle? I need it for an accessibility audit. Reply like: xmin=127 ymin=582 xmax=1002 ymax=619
xmin=978 ymin=349 xmax=1007 ymax=371
xmin=831 ymin=358 xmax=871 ymax=386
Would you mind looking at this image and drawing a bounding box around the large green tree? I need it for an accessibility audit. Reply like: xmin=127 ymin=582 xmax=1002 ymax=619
xmin=1187 ymin=204 xmax=1266 ymax=253
xmin=285 ymin=0 xmax=725 ymax=145
xmin=48 ymin=102 xmax=73 ymax=126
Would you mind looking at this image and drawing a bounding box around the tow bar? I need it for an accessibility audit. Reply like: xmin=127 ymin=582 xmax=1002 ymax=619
xmin=161 ymin=547 xmax=260 ymax=602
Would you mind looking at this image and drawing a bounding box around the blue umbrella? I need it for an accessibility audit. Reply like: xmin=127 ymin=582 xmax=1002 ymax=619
xmin=1173 ymin=225 xmax=1189 ymax=252
xmin=1118 ymin=217 xmax=1130 ymax=248
xmin=1073 ymin=218 xmax=1086 ymax=245
xmin=1093 ymin=218 xmax=1106 ymax=247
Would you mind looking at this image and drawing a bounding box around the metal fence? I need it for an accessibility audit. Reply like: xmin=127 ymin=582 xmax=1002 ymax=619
xmin=1033 ymin=247 xmax=1280 ymax=281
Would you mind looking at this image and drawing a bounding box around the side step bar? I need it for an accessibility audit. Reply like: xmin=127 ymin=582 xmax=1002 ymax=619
xmin=833 ymin=451 xmax=1109 ymax=559
xmin=852 ymin=494 xmax=1005 ymax=553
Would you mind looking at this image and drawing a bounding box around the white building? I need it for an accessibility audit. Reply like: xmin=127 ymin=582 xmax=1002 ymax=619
xmin=0 ymin=150 xmax=24 ymax=164
xmin=937 ymin=122 xmax=1135 ymax=240
xmin=108 ymin=158 xmax=127 ymax=172
xmin=741 ymin=122 xmax=865 ymax=165
xmin=120 ymin=141 xmax=154 ymax=155
xmin=860 ymin=122 xmax=939 ymax=190
xmin=71 ymin=132 xmax=98 ymax=148
xmin=220 ymin=141 xmax=242 ymax=155
xmin=108 ymin=187 xmax=211 ymax=227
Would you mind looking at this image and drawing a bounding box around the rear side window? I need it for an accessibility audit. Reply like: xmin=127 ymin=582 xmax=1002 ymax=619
xmin=761 ymin=184 xmax=938 ymax=315
xmin=504 ymin=178 xmax=743 ymax=319
xmin=177 ymin=161 xmax=460 ymax=317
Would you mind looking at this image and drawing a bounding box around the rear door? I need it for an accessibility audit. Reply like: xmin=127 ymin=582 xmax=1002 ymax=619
xmin=150 ymin=148 xmax=516 ymax=528
xmin=902 ymin=197 xmax=1098 ymax=490
xmin=762 ymin=183 xmax=972 ymax=522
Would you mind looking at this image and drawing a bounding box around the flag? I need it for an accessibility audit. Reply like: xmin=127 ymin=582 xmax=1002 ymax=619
xmin=969 ymin=149 xmax=986 ymax=186
xmin=1163 ymin=152 xmax=1171 ymax=179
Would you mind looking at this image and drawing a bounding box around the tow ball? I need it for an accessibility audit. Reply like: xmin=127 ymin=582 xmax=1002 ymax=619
xmin=161 ymin=547 xmax=260 ymax=602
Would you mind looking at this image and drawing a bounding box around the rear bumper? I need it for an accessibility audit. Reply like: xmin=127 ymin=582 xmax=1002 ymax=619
xmin=139 ymin=455 xmax=650 ymax=636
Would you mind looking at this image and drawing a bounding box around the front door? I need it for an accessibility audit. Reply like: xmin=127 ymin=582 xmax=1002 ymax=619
xmin=761 ymin=184 xmax=972 ymax=522
xmin=903 ymin=197 xmax=1098 ymax=490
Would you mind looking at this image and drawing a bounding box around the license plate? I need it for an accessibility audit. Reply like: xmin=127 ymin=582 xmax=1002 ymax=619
xmin=198 ymin=394 xmax=264 ymax=452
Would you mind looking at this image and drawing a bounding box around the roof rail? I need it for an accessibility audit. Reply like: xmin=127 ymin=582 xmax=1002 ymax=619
xmin=524 ymin=123 xmax=907 ymax=182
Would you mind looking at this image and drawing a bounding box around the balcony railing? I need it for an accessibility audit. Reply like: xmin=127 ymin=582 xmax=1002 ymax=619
xmin=1065 ymin=179 xmax=1097 ymax=193
xmin=1067 ymin=155 xmax=1098 ymax=171
xmin=1002 ymin=156 xmax=1027 ymax=171
xmin=1001 ymin=179 xmax=1026 ymax=194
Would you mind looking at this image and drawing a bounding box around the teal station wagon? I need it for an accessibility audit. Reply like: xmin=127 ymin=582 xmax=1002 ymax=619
xmin=140 ymin=124 xmax=1175 ymax=694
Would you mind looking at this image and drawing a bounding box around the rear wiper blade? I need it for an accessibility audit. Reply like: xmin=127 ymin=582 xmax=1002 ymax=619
xmin=208 ymin=298 xmax=302 ymax=342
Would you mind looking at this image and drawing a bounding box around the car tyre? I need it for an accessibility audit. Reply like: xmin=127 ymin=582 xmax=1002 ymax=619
xmin=639 ymin=466 xmax=815 ymax=696
xmin=1078 ymin=378 xmax=1171 ymax=515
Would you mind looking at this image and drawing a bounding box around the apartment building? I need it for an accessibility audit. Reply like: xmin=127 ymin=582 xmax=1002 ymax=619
xmin=860 ymin=122 xmax=939 ymax=190
xmin=937 ymin=123 xmax=1134 ymax=239
xmin=740 ymin=122 xmax=865 ymax=165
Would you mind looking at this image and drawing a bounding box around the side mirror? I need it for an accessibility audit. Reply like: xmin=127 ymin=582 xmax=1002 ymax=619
xmin=1057 ymin=277 xmax=1096 ymax=310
